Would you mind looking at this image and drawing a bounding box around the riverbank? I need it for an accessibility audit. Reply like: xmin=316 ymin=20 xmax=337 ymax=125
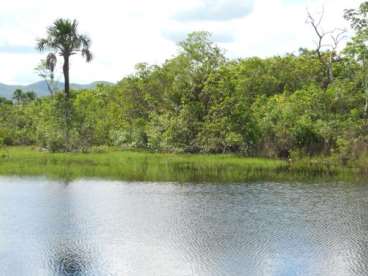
xmin=0 ymin=147 xmax=364 ymax=183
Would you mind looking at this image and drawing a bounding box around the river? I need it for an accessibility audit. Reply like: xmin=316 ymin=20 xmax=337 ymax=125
xmin=0 ymin=176 xmax=367 ymax=275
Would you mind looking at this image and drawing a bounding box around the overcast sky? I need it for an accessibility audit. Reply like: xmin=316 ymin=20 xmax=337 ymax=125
xmin=0 ymin=0 xmax=363 ymax=85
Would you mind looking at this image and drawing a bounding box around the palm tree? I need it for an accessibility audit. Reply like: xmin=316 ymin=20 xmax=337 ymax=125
xmin=12 ymin=89 xmax=24 ymax=105
xmin=37 ymin=18 xmax=92 ymax=98
xmin=35 ymin=53 xmax=58 ymax=96
xmin=45 ymin=53 xmax=57 ymax=95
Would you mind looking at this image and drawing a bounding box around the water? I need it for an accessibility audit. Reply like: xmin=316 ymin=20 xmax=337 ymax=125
xmin=0 ymin=176 xmax=367 ymax=276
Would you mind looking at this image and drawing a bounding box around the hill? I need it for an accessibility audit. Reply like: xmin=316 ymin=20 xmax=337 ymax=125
xmin=0 ymin=81 xmax=113 ymax=99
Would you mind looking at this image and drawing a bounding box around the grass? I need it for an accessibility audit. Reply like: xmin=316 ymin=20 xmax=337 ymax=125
xmin=0 ymin=146 xmax=364 ymax=183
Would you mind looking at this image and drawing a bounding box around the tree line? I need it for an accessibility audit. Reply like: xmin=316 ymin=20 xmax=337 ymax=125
xmin=1 ymin=3 xmax=368 ymax=162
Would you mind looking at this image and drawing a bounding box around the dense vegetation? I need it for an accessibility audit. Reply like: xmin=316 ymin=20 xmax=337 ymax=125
xmin=1 ymin=3 xmax=368 ymax=168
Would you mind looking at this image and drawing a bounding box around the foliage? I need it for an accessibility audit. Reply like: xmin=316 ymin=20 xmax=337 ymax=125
xmin=2 ymin=5 xmax=368 ymax=164
xmin=37 ymin=18 xmax=93 ymax=150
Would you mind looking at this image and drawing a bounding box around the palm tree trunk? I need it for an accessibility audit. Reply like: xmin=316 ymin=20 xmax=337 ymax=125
xmin=63 ymin=54 xmax=71 ymax=150
xmin=63 ymin=55 xmax=70 ymax=98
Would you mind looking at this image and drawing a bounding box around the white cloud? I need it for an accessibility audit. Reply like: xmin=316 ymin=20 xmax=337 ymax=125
xmin=227 ymin=0 xmax=363 ymax=58
xmin=174 ymin=0 xmax=254 ymax=21
xmin=0 ymin=0 xmax=364 ymax=85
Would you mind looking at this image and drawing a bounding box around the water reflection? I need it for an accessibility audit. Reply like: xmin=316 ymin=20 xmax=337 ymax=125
xmin=51 ymin=244 xmax=91 ymax=275
xmin=0 ymin=177 xmax=367 ymax=275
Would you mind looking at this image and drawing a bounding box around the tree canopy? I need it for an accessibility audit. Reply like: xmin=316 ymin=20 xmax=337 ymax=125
xmin=1 ymin=4 xmax=368 ymax=163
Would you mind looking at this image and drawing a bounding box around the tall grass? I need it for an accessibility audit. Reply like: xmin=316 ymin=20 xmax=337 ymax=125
xmin=0 ymin=147 xmax=363 ymax=183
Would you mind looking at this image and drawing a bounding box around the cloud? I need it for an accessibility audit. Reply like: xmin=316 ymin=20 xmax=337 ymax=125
xmin=0 ymin=0 xmax=362 ymax=85
xmin=162 ymin=29 xmax=235 ymax=43
xmin=0 ymin=44 xmax=35 ymax=54
xmin=174 ymin=0 xmax=254 ymax=21
xmin=282 ymin=0 xmax=306 ymax=5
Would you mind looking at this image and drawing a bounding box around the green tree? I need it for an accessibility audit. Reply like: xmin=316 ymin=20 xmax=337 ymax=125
xmin=35 ymin=54 xmax=57 ymax=96
xmin=12 ymin=89 xmax=24 ymax=105
xmin=344 ymin=2 xmax=368 ymax=116
xmin=0 ymin=97 xmax=12 ymax=105
xmin=37 ymin=18 xmax=92 ymax=149
xmin=37 ymin=18 xmax=92 ymax=97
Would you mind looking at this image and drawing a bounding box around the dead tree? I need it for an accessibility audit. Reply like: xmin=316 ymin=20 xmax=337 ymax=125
xmin=306 ymin=8 xmax=346 ymax=89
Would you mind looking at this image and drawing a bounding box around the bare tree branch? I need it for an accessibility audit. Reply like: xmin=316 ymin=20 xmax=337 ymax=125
xmin=306 ymin=8 xmax=326 ymax=60
xmin=306 ymin=8 xmax=346 ymax=88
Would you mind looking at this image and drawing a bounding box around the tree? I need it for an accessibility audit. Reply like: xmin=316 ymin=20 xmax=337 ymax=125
xmin=306 ymin=9 xmax=346 ymax=88
xmin=12 ymin=89 xmax=24 ymax=105
xmin=344 ymin=2 xmax=368 ymax=116
xmin=0 ymin=97 xmax=12 ymax=105
xmin=37 ymin=18 xmax=92 ymax=97
xmin=24 ymin=91 xmax=37 ymax=102
xmin=35 ymin=53 xmax=57 ymax=96
xmin=37 ymin=18 xmax=92 ymax=149
xmin=13 ymin=89 xmax=37 ymax=105
xmin=172 ymin=32 xmax=226 ymax=152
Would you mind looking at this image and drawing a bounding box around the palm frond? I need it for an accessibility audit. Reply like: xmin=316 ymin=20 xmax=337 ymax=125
xmin=80 ymin=34 xmax=92 ymax=62
xmin=37 ymin=38 xmax=49 ymax=51
xmin=37 ymin=18 xmax=93 ymax=63
xmin=82 ymin=48 xmax=93 ymax=62
xmin=46 ymin=53 xmax=57 ymax=72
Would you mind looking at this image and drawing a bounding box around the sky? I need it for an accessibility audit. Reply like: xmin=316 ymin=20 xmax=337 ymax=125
xmin=0 ymin=0 xmax=364 ymax=85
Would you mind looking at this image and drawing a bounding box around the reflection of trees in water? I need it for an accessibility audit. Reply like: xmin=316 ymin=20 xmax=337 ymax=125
xmin=50 ymin=244 xmax=91 ymax=275
xmin=61 ymin=179 xmax=73 ymax=187
xmin=348 ymin=197 xmax=368 ymax=275
xmin=48 ymin=181 xmax=94 ymax=275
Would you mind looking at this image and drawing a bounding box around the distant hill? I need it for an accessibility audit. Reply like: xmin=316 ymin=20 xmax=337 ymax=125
xmin=0 ymin=81 xmax=114 ymax=99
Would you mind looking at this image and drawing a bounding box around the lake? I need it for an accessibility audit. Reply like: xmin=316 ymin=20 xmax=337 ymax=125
xmin=0 ymin=176 xmax=367 ymax=275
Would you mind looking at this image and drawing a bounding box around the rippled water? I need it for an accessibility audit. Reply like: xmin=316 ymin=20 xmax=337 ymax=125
xmin=0 ymin=177 xmax=368 ymax=275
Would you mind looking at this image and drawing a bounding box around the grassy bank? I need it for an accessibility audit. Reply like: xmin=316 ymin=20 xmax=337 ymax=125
xmin=0 ymin=147 xmax=364 ymax=183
